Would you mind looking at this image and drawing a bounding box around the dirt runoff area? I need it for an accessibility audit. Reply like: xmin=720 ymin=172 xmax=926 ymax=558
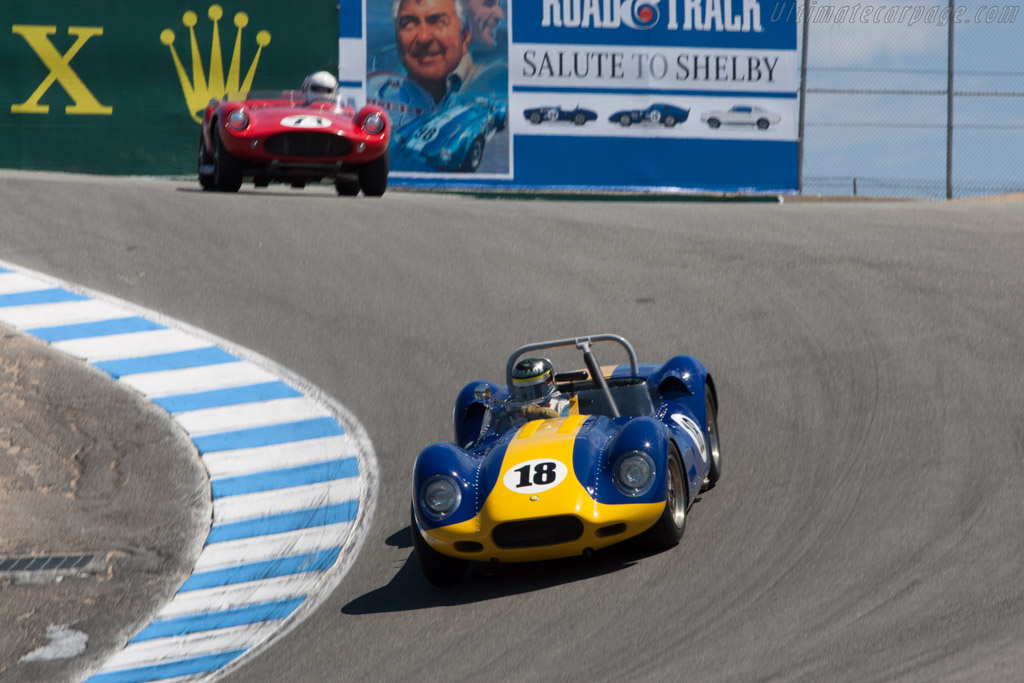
xmin=0 ymin=324 xmax=209 ymax=683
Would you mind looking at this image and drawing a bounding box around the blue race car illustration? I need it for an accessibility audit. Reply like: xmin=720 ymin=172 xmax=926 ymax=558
xmin=608 ymin=103 xmax=689 ymax=127
xmin=391 ymin=92 xmax=508 ymax=172
xmin=411 ymin=334 xmax=721 ymax=586
xmin=523 ymin=105 xmax=598 ymax=126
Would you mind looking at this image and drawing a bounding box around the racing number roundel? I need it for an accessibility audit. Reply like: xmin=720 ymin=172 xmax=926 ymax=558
xmin=671 ymin=414 xmax=707 ymax=463
xmin=503 ymin=459 xmax=568 ymax=494
xmin=280 ymin=115 xmax=331 ymax=129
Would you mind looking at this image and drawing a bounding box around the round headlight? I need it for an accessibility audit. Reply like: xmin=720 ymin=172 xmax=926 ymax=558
xmin=614 ymin=451 xmax=656 ymax=497
xmin=362 ymin=111 xmax=385 ymax=134
xmin=421 ymin=475 xmax=462 ymax=520
xmin=226 ymin=109 xmax=249 ymax=130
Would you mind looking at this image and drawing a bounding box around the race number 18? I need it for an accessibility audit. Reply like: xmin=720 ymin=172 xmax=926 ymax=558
xmin=514 ymin=462 xmax=557 ymax=487
xmin=502 ymin=459 xmax=568 ymax=494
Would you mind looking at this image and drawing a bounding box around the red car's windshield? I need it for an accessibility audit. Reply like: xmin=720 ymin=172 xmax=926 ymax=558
xmin=242 ymin=90 xmax=355 ymax=114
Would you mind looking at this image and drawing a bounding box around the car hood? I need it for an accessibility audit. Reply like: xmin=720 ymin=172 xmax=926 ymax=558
xmin=243 ymin=103 xmax=357 ymax=130
xmin=477 ymin=415 xmax=609 ymax=519
xmin=481 ymin=411 xmax=614 ymax=497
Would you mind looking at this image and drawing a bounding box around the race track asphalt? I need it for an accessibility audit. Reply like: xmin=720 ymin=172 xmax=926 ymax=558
xmin=2 ymin=170 xmax=1023 ymax=682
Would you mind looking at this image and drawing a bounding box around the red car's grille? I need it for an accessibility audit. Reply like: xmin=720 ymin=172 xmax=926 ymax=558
xmin=264 ymin=133 xmax=351 ymax=158
xmin=492 ymin=516 xmax=584 ymax=549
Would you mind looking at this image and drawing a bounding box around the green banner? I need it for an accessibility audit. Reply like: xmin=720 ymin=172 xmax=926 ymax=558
xmin=1 ymin=1 xmax=337 ymax=174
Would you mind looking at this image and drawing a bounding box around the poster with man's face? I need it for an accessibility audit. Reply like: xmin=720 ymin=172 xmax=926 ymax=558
xmin=366 ymin=0 xmax=510 ymax=176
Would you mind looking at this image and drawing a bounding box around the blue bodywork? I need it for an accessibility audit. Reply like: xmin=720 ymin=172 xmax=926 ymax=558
xmin=391 ymin=92 xmax=508 ymax=172
xmin=609 ymin=103 xmax=690 ymax=127
xmin=413 ymin=355 xmax=716 ymax=531
xmin=523 ymin=106 xmax=598 ymax=125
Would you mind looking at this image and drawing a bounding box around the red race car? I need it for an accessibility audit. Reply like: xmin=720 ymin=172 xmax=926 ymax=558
xmin=198 ymin=73 xmax=390 ymax=197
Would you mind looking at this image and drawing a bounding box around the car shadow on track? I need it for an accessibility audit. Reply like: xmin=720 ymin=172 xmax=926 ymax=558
xmin=341 ymin=525 xmax=667 ymax=614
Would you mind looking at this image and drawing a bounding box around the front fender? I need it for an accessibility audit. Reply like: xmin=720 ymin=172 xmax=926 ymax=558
xmin=453 ymin=379 xmax=503 ymax=448
xmin=574 ymin=416 xmax=670 ymax=506
xmin=412 ymin=442 xmax=481 ymax=531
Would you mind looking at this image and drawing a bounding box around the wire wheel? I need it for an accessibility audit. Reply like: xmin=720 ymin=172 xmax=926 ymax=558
xmin=641 ymin=443 xmax=687 ymax=550
xmin=665 ymin=451 xmax=686 ymax=529
xmin=702 ymin=388 xmax=721 ymax=491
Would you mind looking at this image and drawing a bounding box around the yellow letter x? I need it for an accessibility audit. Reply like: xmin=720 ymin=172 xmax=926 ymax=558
xmin=11 ymin=25 xmax=113 ymax=115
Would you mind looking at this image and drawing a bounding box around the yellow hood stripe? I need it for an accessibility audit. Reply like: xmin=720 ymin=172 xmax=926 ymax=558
xmin=484 ymin=415 xmax=589 ymax=523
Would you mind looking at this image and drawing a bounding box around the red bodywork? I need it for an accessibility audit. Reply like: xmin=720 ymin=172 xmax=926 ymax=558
xmin=199 ymin=90 xmax=389 ymax=187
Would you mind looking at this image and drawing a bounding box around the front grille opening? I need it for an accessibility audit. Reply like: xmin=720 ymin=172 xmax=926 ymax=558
xmin=264 ymin=133 xmax=351 ymax=157
xmin=454 ymin=541 xmax=484 ymax=553
xmin=596 ymin=523 xmax=627 ymax=538
xmin=492 ymin=516 xmax=584 ymax=549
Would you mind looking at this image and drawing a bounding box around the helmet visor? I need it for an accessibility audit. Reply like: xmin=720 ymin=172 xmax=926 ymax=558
xmin=512 ymin=370 xmax=553 ymax=403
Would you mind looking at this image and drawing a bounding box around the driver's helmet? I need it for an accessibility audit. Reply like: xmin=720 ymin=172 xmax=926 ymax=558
xmin=511 ymin=358 xmax=556 ymax=404
xmin=301 ymin=71 xmax=338 ymax=102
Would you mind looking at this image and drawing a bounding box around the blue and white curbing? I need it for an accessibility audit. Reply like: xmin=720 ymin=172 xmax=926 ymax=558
xmin=0 ymin=261 xmax=378 ymax=683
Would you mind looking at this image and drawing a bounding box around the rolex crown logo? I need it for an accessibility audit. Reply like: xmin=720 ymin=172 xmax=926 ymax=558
xmin=161 ymin=4 xmax=271 ymax=123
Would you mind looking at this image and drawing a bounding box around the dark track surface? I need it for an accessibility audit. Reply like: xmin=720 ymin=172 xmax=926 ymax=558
xmin=2 ymin=171 xmax=1023 ymax=682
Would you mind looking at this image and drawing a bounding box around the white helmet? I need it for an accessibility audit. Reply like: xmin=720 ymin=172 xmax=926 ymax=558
xmin=301 ymin=71 xmax=338 ymax=102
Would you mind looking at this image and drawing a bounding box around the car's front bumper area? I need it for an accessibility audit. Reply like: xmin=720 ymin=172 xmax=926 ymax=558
xmin=421 ymin=495 xmax=664 ymax=563
xmin=222 ymin=129 xmax=388 ymax=170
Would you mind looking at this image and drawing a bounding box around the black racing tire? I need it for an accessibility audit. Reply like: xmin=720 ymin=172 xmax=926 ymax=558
xmin=461 ymin=137 xmax=484 ymax=172
xmin=197 ymin=133 xmax=215 ymax=190
xmin=573 ymin=112 xmax=586 ymax=125
xmin=212 ymin=127 xmax=243 ymax=193
xmin=756 ymin=118 xmax=770 ymax=130
xmin=358 ymin=148 xmax=389 ymax=197
xmin=529 ymin=112 xmax=542 ymax=124
xmin=641 ymin=442 xmax=688 ymax=551
xmin=663 ymin=115 xmax=677 ymax=127
xmin=411 ymin=505 xmax=467 ymax=587
xmin=334 ymin=175 xmax=360 ymax=196
xmin=701 ymin=385 xmax=721 ymax=491
xmin=707 ymin=118 xmax=721 ymax=129
xmin=619 ymin=113 xmax=632 ymax=126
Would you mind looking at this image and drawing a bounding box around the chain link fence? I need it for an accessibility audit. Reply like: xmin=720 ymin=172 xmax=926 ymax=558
xmin=795 ymin=1 xmax=1024 ymax=198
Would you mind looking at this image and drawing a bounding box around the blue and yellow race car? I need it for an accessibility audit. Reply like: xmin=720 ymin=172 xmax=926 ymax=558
xmin=411 ymin=334 xmax=721 ymax=585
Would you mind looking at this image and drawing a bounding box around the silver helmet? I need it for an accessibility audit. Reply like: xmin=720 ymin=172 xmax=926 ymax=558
xmin=301 ymin=71 xmax=338 ymax=102
xmin=511 ymin=358 xmax=556 ymax=403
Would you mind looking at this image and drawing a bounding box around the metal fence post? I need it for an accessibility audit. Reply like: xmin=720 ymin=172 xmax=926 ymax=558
xmin=946 ymin=0 xmax=955 ymax=199
xmin=798 ymin=0 xmax=810 ymax=194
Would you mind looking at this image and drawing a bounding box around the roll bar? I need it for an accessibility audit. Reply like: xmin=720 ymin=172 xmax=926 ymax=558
xmin=505 ymin=334 xmax=639 ymax=419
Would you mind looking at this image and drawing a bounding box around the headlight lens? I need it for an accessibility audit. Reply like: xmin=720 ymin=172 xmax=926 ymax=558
xmin=362 ymin=112 xmax=385 ymax=134
xmin=421 ymin=475 xmax=462 ymax=520
xmin=614 ymin=451 xmax=656 ymax=497
xmin=226 ymin=109 xmax=249 ymax=130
